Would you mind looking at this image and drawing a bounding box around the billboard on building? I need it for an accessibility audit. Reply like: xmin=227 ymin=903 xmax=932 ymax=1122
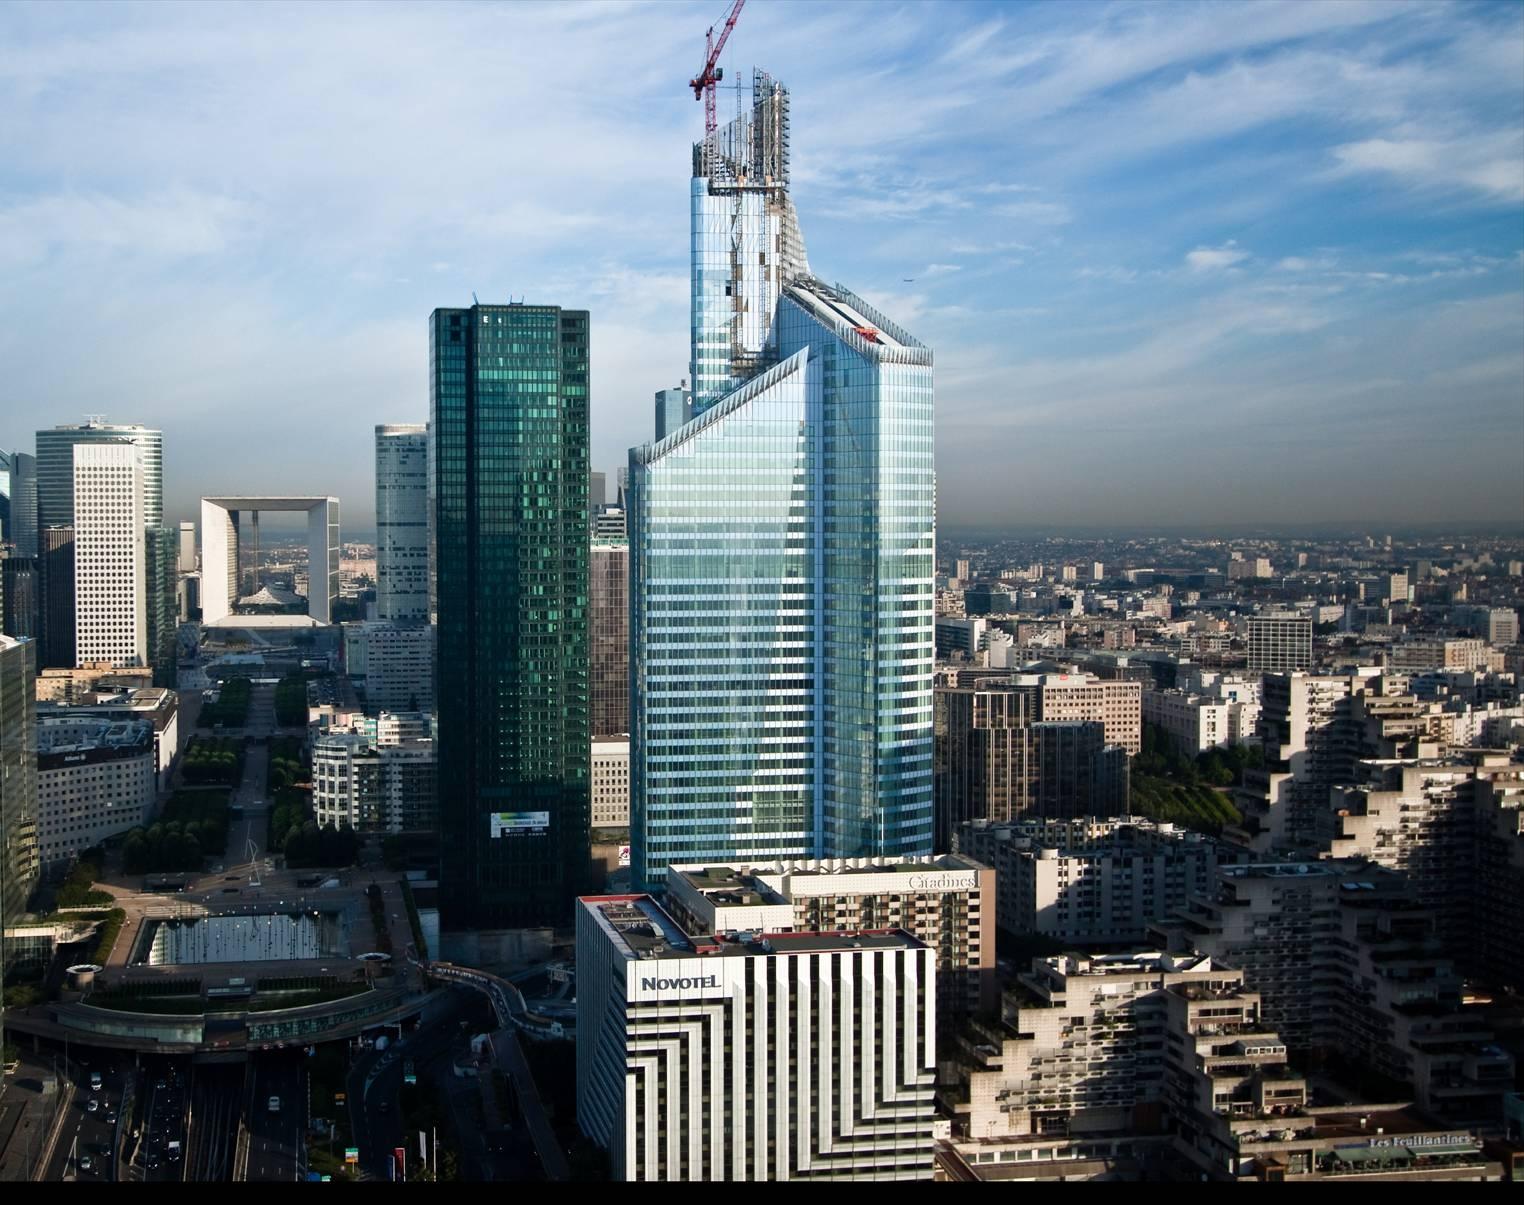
xmin=490 ymin=811 xmax=550 ymax=837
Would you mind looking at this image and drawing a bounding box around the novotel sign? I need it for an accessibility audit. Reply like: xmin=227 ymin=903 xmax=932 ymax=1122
xmin=640 ymin=974 xmax=719 ymax=992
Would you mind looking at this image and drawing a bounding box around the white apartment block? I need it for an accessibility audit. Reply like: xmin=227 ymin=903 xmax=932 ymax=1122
xmin=1148 ymin=860 xmax=1515 ymax=1120
xmin=958 ymin=817 xmax=1234 ymax=945
xmin=312 ymin=727 xmax=436 ymax=832
xmin=592 ymin=736 xmax=630 ymax=828
xmin=939 ymin=947 xmax=1503 ymax=1182
xmin=577 ymin=894 xmax=937 ymax=1181
xmin=1144 ymin=689 xmax=1258 ymax=753
xmin=665 ymin=854 xmax=997 ymax=1022
xmin=1389 ymin=638 xmax=1496 ymax=673
xmin=1449 ymin=606 xmax=1519 ymax=646
xmin=949 ymin=951 xmax=1293 ymax=1139
xmin=36 ymin=717 xmax=155 ymax=871
xmin=73 ymin=442 xmax=146 ymax=667
xmin=1227 ymin=557 xmax=1273 ymax=580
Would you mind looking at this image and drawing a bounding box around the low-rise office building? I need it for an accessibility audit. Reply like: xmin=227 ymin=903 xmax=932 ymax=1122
xmin=37 ymin=685 xmax=179 ymax=788
xmin=36 ymin=717 xmax=155 ymax=871
xmin=576 ymin=893 xmax=937 ymax=1181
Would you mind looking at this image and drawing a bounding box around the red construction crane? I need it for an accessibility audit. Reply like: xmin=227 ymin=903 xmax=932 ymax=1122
xmin=690 ymin=0 xmax=747 ymax=141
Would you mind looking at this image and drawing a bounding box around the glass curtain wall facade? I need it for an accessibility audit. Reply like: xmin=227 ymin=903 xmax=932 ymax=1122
xmin=431 ymin=303 xmax=590 ymax=929
xmin=589 ymin=543 xmax=628 ymax=738
xmin=1 ymin=635 xmax=40 ymax=935
xmin=36 ymin=423 xmax=163 ymax=531
xmin=631 ymin=283 xmax=935 ymax=887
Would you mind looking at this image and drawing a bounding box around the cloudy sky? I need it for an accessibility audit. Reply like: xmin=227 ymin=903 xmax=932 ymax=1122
xmin=2 ymin=0 xmax=1521 ymax=530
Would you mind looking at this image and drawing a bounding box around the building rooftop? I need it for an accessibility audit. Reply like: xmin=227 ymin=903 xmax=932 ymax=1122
xmin=582 ymin=894 xmax=923 ymax=961
xmin=37 ymin=717 xmax=153 ymax=754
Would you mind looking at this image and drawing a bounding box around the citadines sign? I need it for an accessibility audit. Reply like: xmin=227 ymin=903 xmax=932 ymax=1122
xmin=906 ymin=871 xmax=979 ymax=892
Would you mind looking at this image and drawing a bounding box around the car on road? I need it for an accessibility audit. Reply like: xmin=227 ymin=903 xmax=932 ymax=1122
xmin=86 ymin=1098 xmax=99 ymax=1113
xmin=104 ymin=1110 xmax=117 ymax=1125
xmin=79 ymin=1155 xmax=94 ymax=1173
xmin=90 ymin=1071 xmax=102 ymax=1090
xmin=268 ymin=1096 xmax=281 ymax=1113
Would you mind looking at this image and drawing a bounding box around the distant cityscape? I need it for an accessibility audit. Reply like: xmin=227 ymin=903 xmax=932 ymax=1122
xmin=1 ymin=1 xmax=1522 ymax=1189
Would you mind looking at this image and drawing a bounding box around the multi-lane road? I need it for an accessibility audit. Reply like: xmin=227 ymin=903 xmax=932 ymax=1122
xmin=41 ymin=1056 xmax=126 ymax=1182
xmin=245 ymin=1054 xmax=308 ymax=1182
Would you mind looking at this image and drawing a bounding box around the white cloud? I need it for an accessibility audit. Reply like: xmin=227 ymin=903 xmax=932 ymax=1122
xmin=1331 ymin=132 xmax=1524 ymax=203
xmin=1186 ymin=241 xmax=1250 ymax=272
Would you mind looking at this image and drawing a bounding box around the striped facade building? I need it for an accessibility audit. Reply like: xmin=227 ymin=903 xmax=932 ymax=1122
xmin=577 ymin=893 xmax=937 ymax=1181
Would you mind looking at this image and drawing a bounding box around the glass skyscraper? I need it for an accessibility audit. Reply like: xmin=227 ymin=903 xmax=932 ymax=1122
xmin=431 ymin=303 xmax=590 ymax=929
xmin=630 ymin=72 xmax=935 ymax=888
xmin=1 ymin=634 xmax=40 ymax=936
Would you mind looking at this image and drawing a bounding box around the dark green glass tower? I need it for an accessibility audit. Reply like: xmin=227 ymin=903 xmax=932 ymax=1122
xmin=431 ymin=303 xmax=590 ymax=929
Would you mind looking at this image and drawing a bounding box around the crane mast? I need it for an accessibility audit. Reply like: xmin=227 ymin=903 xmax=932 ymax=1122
xmin=689 ymin=0 xmax=747 ymax=144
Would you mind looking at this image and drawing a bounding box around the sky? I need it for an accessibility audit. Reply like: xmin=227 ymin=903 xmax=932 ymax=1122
xmin=1 ymin=0 xmax=1521 ymax=531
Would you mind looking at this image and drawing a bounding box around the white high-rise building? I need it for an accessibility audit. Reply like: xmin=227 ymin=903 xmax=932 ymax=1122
xmin=73 ymin=443 xmax=146 ymax=667
xmin=577 ymin=893 xmax=937 ymax=1181
xmin=177 ymin=520 xmax=196 ymax=574
xmin=375 ymin=424 xmax=429 ymax=623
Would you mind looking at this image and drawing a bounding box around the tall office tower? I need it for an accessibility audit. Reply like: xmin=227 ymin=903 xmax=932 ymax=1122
xmin=4 ymin=452 xmax=38 ymax=558
xmin=2 ymin=555 xmax=39 ymax=640
xmin=74 ymin=443 xmax=147 ymax=667
xmin=177 ymin=520 xmax=196 ymax=574
xmin=0 ymin=635 xmax=40 ymax=934
xmin=589 ymin=543 xmax=628 ymax=738
xmin=652 ymin=385 xmax=692 ymax=440
xmin=145 ymin=525 xmax=177 ymax=686
xmin=630 ymin=71 xmax=935 ymax=888
xmin=1247 ymin=611 xmax=1313 ymax=675
xmin=38 ymin=527 xmax=75 ymax=668
xmin=375 ymin=424 xmax=430 ymax=623
xmin=431 ymin=302 xmax=590 ymax=929
xmin=36 ymin=421 xmax=162 ymax=530
xmin=588 ymin=470 xmax=606 ymax=517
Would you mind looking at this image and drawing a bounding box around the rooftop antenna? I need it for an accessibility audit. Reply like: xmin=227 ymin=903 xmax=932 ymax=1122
xmin=472 ymin=291 xmax=479 ymax=306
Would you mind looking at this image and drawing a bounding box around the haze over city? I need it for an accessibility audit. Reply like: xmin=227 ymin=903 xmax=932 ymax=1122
xmin=2 ymin=0 xmax=1520 ymax=529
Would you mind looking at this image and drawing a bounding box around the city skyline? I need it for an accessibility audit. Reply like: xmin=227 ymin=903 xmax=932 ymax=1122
xmin=1 ymin=0 xmax=1519 ymax=529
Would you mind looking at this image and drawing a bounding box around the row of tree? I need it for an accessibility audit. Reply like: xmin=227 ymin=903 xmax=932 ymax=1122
xmin=199 ymin=676 xmax=252 ymax=727
xmin=183 ymin=736 xmax=243 ymax=785
xmin=122 ymin=791 xmax=231 ymax=873
xmin=1135 ymin=721 xmax=1264 ymax=787
xmin=274 ymin=674 xmax=310 ymax=727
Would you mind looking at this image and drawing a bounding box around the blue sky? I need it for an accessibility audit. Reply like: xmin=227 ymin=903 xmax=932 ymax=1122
xmin=1 ymin=0 xmax=1520 ymax=529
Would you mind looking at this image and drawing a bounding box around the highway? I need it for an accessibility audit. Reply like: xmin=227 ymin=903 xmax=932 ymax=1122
xmin=139 ymin=1057 xmax=190 ymax=1182
xmin=45 ymin=1055 xmax=126 ymax=1182
xmin=245 ymin=1053 xmax=307 ymax=1182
